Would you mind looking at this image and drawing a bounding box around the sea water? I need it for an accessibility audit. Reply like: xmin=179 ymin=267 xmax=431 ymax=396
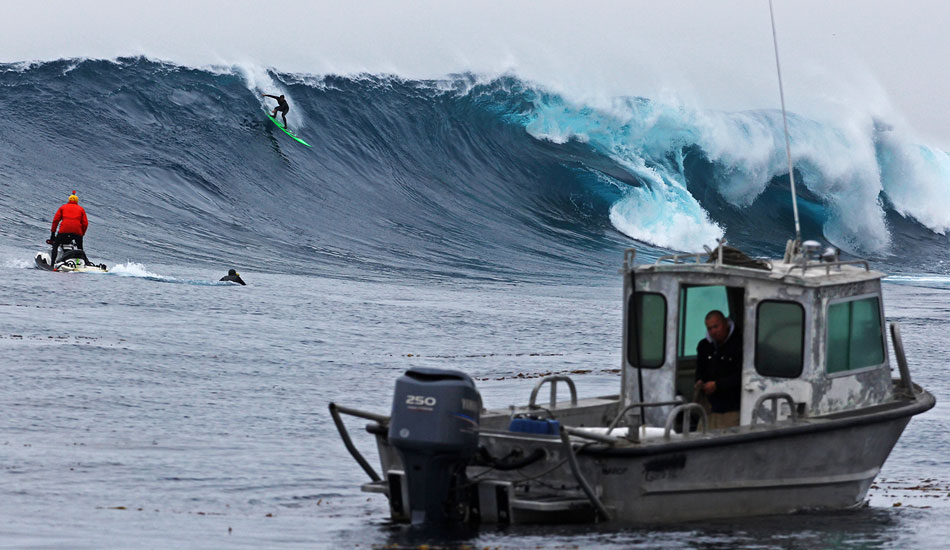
xmin=1 ymin=250 xmax=947 ymax=549
xmin=1 ymin=58 xmax=949 ymax=548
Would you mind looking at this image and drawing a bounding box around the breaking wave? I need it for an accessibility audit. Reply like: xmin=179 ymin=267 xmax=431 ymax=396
xmin=1 ymin=57 xmax=947 ymax=280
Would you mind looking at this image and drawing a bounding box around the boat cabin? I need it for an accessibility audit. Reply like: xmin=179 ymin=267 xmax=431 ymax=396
xmin=623 ymin=244 xmax=894 ymax=428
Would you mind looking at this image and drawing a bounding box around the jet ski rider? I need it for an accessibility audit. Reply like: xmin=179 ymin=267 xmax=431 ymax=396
xmin=48 ymin=190 xmax=91 ymax=267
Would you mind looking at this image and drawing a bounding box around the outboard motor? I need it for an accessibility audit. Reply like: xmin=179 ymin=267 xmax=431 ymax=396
xmin=388 ymin=367 xmax=481 ymax=525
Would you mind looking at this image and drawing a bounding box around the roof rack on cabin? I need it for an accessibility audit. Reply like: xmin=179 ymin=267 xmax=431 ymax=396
xmin=655 ymin=242 xmax=771 ymax=270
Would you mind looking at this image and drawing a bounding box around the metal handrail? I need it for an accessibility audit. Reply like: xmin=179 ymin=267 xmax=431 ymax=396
xmin=605 ymin=399 xmax=685 ymax=436
xmin=751 ymin=392 xmax=798 ymax=425
xmin=654 ymin=250 xmax=772 ymax=270
xmin=786 ymin=259 xmax=870 ymax=275
xmin=328 ymin=402 xmax=389 ymax=482
xmin=890 ymin=322 xmax=916 ymax=399
xmin=655 ymin=252 xmax=704 ymax=265
xmin=663 ymin=403 xmax=708 ymax=439
xmin=528 ymin=375 xmax=578 ymax=409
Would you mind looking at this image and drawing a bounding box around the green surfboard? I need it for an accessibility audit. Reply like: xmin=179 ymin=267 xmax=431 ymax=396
xmin=267 ymin=114 xmax=312 ymax=147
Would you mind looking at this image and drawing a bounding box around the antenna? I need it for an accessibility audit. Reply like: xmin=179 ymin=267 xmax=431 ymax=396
xmin=768 ymin=0 xmax=801 ymax=244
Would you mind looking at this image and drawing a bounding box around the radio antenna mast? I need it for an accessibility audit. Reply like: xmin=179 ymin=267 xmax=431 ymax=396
xmin=768 ymin=0 xmax=801 ymax=244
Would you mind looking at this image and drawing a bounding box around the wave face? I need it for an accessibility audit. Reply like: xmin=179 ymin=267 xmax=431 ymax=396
xmin=1 ymin=57 xmax=948 ymax=280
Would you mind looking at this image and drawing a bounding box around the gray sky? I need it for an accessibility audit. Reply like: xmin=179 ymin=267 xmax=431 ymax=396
xmin=5 ymin=0 xmax=949 ymax=147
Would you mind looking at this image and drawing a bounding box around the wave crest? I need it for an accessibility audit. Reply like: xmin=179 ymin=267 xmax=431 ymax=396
xmin=1 ymin=57 xmax=948 ymax=279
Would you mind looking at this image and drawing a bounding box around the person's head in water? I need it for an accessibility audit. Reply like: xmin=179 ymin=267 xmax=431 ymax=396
xmin=705 ymin=310 xmax=731 ymax=345
xmin=220 ymin=268 xmax=246 ymax=285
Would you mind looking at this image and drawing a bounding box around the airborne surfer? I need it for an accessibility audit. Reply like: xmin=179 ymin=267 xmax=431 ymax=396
xmin=48 ymin=190 xmax=91 ymax=267
xmin=262 ymin=93 xmax=290 ymax=128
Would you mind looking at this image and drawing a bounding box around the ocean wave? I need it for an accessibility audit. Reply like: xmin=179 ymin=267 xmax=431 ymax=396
xmin=1 ymin=57 xmax=948 ymax=279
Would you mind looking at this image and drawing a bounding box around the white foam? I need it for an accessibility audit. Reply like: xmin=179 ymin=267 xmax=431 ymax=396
xmin=523 ymin=93 xmax=724 ymax=251
xmin=887 ymin=274 xmax=950 ymax=284
xmin=686 ymin=108 xmax=776 ymax=206
xmin=672 ymin=99 xmax=896 ymax=255
xmin=3 ymin=258 xmax=34 ymax=269
xmin=0 ymin=60 xmax=42 ymax=73
xmin=878 ymin=134 xmax=950 ymax=235
xmin=108 ymin=261 xmax=171 ymax=280
xmin=609 ymin=185 xmax=724 ymax=252
xmin=232 ymin=62 xmax=307 ymax=130
xmin=520 ymin=86 xmax=914 ymax=255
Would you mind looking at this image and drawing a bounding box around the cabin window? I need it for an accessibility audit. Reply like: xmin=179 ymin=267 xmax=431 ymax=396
xmin=755 ymin=301 xmax=804 ymax=377
xmin=628 ymin=292 xmax=666 ymax=368
xmin=826 ymin=296 xmax=885 ymax=374
xmin=677 ymin=285 xmax=730 ymax=358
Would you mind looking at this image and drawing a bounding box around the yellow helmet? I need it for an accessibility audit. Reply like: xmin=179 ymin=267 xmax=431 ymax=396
xmin=68 ymin=190 xmax=78 ymax=203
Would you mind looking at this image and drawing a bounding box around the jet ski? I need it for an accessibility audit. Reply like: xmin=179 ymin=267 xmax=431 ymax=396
xmin=35 ymin=243 xmax=107 ymax=273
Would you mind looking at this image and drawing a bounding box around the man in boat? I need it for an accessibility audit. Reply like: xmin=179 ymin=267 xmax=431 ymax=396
xmin=262 ymin=93 xmax=290 ymax=128
xmin=219 ymin=269 xmax=246 ymax=285
xmin=694 ymin=310 xmax=742 ymax=429
xmin=48 ymin=190 xmax=91 ymax=267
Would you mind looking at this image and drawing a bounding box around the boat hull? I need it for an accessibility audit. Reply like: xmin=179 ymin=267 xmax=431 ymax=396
xmin=576 ymin=415 xmax=912 ymax=523
xmin=368 ymin=388 xmax=933 ymax=524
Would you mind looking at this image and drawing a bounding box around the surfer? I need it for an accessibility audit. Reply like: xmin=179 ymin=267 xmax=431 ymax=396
xmin=48 ymin=191 xmax=91 ymax=266
xmin=262 ymin=93 xmax=290 ymax=128
xmin=219 ymin=269 xmax=246 ymax=285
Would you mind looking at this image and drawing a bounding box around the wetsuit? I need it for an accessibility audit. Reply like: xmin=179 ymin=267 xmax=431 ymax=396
xmin=50 ymin=202 xmax=90 ymax=266
xmin=264 ymin=94 xmax=289 ymax=127
xmin=219 ymin=273 xmax=246 ymax=285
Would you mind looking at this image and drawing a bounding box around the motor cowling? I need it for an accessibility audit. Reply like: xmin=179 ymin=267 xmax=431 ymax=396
xmin=388 ymin=367 xmax=481 ymax=525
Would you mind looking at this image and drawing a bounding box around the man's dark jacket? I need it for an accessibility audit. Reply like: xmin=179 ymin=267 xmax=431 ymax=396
xmin=695 ymin=330 xmax=742 ymax=413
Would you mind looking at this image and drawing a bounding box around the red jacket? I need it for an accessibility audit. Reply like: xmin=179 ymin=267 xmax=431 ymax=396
xmin=51 ymin=203 xmax=88 ymax=235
